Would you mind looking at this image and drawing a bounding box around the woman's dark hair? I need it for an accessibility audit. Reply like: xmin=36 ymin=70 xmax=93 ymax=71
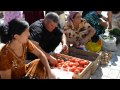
xmin=5 ymin=19 xmax=29 ymax=43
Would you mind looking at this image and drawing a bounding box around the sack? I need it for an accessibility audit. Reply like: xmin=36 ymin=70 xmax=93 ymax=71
xmin=99 ymin=34 xmax=117 ymax=52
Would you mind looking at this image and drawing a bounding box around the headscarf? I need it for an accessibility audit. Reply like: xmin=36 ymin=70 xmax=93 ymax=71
xmin=67 ymin=11 xmax=80 ymax=22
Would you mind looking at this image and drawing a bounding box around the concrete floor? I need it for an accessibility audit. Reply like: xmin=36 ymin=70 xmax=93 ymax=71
xmin=90 ymin=43 xmax=120 ymax=79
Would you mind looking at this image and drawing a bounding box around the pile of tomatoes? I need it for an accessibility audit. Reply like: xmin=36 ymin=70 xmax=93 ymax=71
xmin=55 ymin=58 xmax=89 ymax=74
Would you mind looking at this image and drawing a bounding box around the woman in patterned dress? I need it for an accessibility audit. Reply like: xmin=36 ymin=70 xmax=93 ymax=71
xmin=0 ymin=19 xmax=56 ymax=79
xmin=63 ymin=11 xmax=95 ymax=47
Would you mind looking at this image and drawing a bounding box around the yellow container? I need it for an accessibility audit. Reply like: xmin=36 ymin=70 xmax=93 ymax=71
xmin=85 ymin=39 xmax=102 ymax=53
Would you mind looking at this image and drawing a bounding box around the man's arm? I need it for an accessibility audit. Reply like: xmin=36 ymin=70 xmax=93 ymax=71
xmin=61 ymin=33 xmax=68 ymax=54
xmin=61 ymin=33 xmax=67 ymax=46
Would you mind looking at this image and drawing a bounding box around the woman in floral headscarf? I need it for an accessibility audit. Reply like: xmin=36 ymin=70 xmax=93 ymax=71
xmin=63 ymin=11 xmax=95 ymax=48
xmin=0 ymin=11 xmax=24 ymax=43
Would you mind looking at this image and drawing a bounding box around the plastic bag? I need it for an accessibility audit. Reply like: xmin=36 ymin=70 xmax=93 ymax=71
xmin=85 ymin=39 xmax=102 ymax=53
xmin=99 ymin=34 xmax=117 ymax=52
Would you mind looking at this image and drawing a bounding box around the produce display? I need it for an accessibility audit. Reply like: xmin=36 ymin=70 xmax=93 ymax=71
xmin=55 ymin=58 xmax=89 ymax=73
xmin=100 ymin=51 xmax=112 ymax=65
xmin=52 ymin=54 xmax=90 ymax=79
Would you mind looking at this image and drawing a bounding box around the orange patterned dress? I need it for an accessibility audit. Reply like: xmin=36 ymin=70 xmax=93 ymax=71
xmin=0 ymin=40 xmax=47 ymax=79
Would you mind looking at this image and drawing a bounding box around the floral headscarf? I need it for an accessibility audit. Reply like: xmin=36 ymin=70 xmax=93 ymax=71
xmin=67 ymin=11 xmax=80 ymax=22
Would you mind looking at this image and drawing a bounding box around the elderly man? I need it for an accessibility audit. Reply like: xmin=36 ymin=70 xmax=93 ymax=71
xmin=27 ymin=12 xmax=68 ymax=66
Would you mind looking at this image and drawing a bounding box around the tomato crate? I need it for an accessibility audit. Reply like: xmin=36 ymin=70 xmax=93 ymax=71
xmin=52 ymin=53 xmax=93 ymax=79
xmin=68 ymin=47 xmax=102 ymax=74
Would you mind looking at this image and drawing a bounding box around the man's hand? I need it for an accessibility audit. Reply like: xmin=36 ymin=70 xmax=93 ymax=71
xmin=61 ymin=44 xmax=68 ymax=54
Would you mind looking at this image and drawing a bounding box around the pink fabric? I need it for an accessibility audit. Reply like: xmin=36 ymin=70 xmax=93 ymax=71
xmin=4 ymin=11 xmax=23 ymax=25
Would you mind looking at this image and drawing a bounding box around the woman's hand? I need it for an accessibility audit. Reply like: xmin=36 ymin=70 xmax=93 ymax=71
xmin=49 ymin=56 xmax=58 ymax=67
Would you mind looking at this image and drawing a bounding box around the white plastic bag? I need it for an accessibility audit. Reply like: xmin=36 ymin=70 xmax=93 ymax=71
xmin=99 ymin=34 xmax=117 ymax=52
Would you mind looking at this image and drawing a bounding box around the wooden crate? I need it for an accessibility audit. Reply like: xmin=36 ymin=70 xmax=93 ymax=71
xmin=52 ymin=53 xmax=93 ymax=79
xmin=68 ymin=47 xmax=102 ymax=74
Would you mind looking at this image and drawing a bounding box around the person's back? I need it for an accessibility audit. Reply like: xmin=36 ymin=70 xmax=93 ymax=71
xmin=83 ymin=11 xmax=105 ymax=35
xmin=82 ymin=11 xmax=91 ymax=18
xmin=83 ymin=11 xmax=107 ymax=42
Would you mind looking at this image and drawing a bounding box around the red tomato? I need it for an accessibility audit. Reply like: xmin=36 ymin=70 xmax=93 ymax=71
xmin=60 ymin=60 xmax=65 ymax=62
xmin=63 ymin=64 xmax=67 ymax=68
xmin=66 ymin=61 xmax=70 ymax=63
xmin=72 ymin=63 xmax=76 ymax=66
xmin=79 ymin=67 xmax=84 ymax=72
xmin=83 ymin=60 xmax=89 ymax=65
xmin=64 ymin=68 xmax=68 ymax=71
xmin=79 ymin=61 xmax=86 ymax=67
xmin=77 ymin=67 xmax=81 ymax=71
xmin=69 ymin=58 xmax=76 ymax=62
xmin=57 ymin=64 xmax=62 ymax=68
xmin=68 ymin=62 xmax=73 ymax=67
xmin=75 ymin=59 xmax=80 ymax=62
xmin=84 ymin=65 xmax=87 ymax=68
xmin=58 ymin=63 xmax=62 ymax=66
xmin=69 ymin=67 xmax=76 ymax=72
xmin=75 ymin=62 xmax=79 ymax=67
xmin=72 ymin=65 xmax=77 ymax=68
xmin=74 ymin=69 xmax=80 ymax=74
xmin=60 ymin=62 xmax=64 ymax=65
